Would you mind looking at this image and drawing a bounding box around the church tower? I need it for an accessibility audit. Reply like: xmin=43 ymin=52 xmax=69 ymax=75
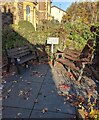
xmin=37 ymin=0 xmax=51 ymax=23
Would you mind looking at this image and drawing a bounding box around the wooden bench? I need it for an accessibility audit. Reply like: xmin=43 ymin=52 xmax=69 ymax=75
xmin=55 ymin=49 xmax=80 ymax=60
xmin=55 ymin=39 xmax=95 ymax=81
xmin=6 ymin=46 xmax=39 ymax=74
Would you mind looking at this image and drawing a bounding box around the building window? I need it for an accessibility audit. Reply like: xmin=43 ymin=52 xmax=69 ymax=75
xmin=26 ymin=5 xmax=31 ymax=21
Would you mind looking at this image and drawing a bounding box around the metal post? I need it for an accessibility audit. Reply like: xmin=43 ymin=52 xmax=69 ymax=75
xmin=77 ymin=63 xmax=85 ymax=82
xmin=51 ymin=44 xmax=54 ymax=53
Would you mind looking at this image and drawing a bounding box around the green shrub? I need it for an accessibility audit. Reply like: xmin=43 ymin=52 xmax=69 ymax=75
xmin=3 ymin=19 xmax=97 ymax=55
xmin=2 ymin=24 xmax=30 ymax=49
xmin=18 ymin=20 xmax=35 ymax=32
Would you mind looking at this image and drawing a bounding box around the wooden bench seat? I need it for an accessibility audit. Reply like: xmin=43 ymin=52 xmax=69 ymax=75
xmin=57 ymin=58 xmax=79 ymax=71
xmin=64 ymin=48 xmax=80 ymax=56
xmin=55 ymin=48 xmax=80 ymax=60
xmin=55 ymin=39 xmax=94 ymax=81
xmin=6 ymin=46 xmax=39 ymax=74
xmin=16 ymin=54 xmax=37 ymax=64
xmin=64 ymin=54 xmax=79 ymax=61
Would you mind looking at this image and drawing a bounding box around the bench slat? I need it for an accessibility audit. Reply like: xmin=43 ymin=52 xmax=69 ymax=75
xmin=6 ymin=46 xmax=39 ymax=74
xmin=64 ymin=54 xmax=79 ymax=61
xmin=55 ymin=39 xmax=94 ymax=81
xmin=9 ymin=50 xmax=30 ymax=58
xmin=14 ymin=51 xmax=31 ymax=58
xmin=7 ymin=47 xmax=30 ymax=57
xmin=7 ymin=46 xmax=28 ymax=53
xmin=18 ymin=54 xmax=36 ymax=64
xmin=64 ymin=48 xmax=80 ymax=55
xmin=57 ymin=58 xmax=79 ymax=71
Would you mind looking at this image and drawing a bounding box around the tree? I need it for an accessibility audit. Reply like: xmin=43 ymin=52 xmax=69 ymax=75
xmin=62 ymin=2 xmax=99 ymax=24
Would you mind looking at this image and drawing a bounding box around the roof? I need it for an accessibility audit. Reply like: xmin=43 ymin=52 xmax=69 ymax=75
xmin=51 ymin=5 xmax=66 ymax=13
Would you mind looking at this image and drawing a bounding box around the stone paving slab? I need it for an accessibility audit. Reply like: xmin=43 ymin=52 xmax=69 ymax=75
xmin=20 ymin=64 xmax=49 ymax=83
xmin=30 ymin=109 xmax=76 ymax=118
xmin=43 ymin=69 xmax=55 ymax=84
xmin=3 ymin=82 xmax=42 ymax=109
xmin=2 ymin=107 xmax=31 ymax=118
xmin=2 ymin=63 xmax=49 ymax=92
xmin=34 ymin=83 xmax=76 ymax=115
xmin=2 ymin=74 xmax=19 ymax=93
xmin=31 ymin=63 xmax=49 ymax=74
xmin=2 ymin=63 xmax=76 ymax=118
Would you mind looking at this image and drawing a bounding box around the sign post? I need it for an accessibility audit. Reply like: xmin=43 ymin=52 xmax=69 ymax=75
xmin=51 ymin=44 xmax=54 ymax=53
xmin=47 ymin=37 xmax=59 ymax=53
xmin=47 ymin=37 xmax=59 ymax=66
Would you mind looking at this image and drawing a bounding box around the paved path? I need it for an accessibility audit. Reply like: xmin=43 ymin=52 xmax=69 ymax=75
xmin=2 ymin=63 xmax=76 ymax=118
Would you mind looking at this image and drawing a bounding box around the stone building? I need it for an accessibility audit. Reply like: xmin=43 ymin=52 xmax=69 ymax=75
xmin=37 ymin=0 xmax=52 ymax=23
xmin=0 ymin=0 xmax=52 ymax=30
xmin=51 ymin=6 xmax=66 ymax=23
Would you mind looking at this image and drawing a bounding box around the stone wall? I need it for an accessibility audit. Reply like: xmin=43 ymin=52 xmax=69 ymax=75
xmin=1 ymin=1 xmax=51 ymax=27
xmin=38 ymin=1 xmax=51 ymax=22
xmin=1 ymin=2 xmax=14 ymax=26
xmin=17 ymin=2 xmax=24 ymax=21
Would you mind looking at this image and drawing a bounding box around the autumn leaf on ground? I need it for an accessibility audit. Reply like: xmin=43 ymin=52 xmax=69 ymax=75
xmin=42 ymin=108 xmax=48 ymax=113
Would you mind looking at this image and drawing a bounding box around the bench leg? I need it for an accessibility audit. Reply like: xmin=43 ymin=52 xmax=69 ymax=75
xmin=52 ymin=59 xmax=55 ymax=66
xmin=67 ymin=68 xmax=70 ymax=72
xmin=14 ymin=59 xmax=20 ymax=74
xmin=25 ymin=62 xmax=28 ymax=68
xmin=36 ymin=56 xmax=39 ymax=62
xmin=6 ymin=58 xmax=11 ymax=72
xmin=77 ymin=63 xmax=85 ymax=81
xmin=35 ymin=51 xmax=39 ymax=62
xmin=53 ymin=60 xmax=57 ymax=67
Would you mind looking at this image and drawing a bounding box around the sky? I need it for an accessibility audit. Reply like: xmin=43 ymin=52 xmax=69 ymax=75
xmin=52 ymin=2 xmax=73 ymax=11
xmin=51 ymin=0 xmax=95 ymax=11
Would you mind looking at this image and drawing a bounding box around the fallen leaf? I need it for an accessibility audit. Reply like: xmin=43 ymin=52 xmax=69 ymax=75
xmin=7 ymin=89 xmax=11 ymax=93
xmin=12 ymin=72 xmax=15 ymax=75
xmin=0 ymin=85 xmax=3 ymax=90
xmin=25 ymin=97 xmax=29 ymax=100
xmin=17 ymin=113 xmax=22 ymax=116
xmin=27 ymin=82 xmax=31 ymax=84
xmin=56 ymin=108 xmax=61 ymax=111
xmin=34 ymin=99 xmax=38 ymax=103
xmin=18 ymin=88 xmax=31 ymax=100
xmin=2 ymin=80 xmax=6 ymax=84
xmin=42 ymin=108 xmax=48 ymax=113
xmin=13 ymin=81 xmax=17 ymax=83
xmin=64 ymin=102 xmax=66 ymax=104
xmin=51 ymin=90 xmax=54 ymax=93
xmin=3 ymin=95 xmax=10 ymax=99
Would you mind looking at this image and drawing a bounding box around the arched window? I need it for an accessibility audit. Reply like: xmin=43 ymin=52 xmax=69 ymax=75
xmin=26 ymin=5 xmax=31 ymax=21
